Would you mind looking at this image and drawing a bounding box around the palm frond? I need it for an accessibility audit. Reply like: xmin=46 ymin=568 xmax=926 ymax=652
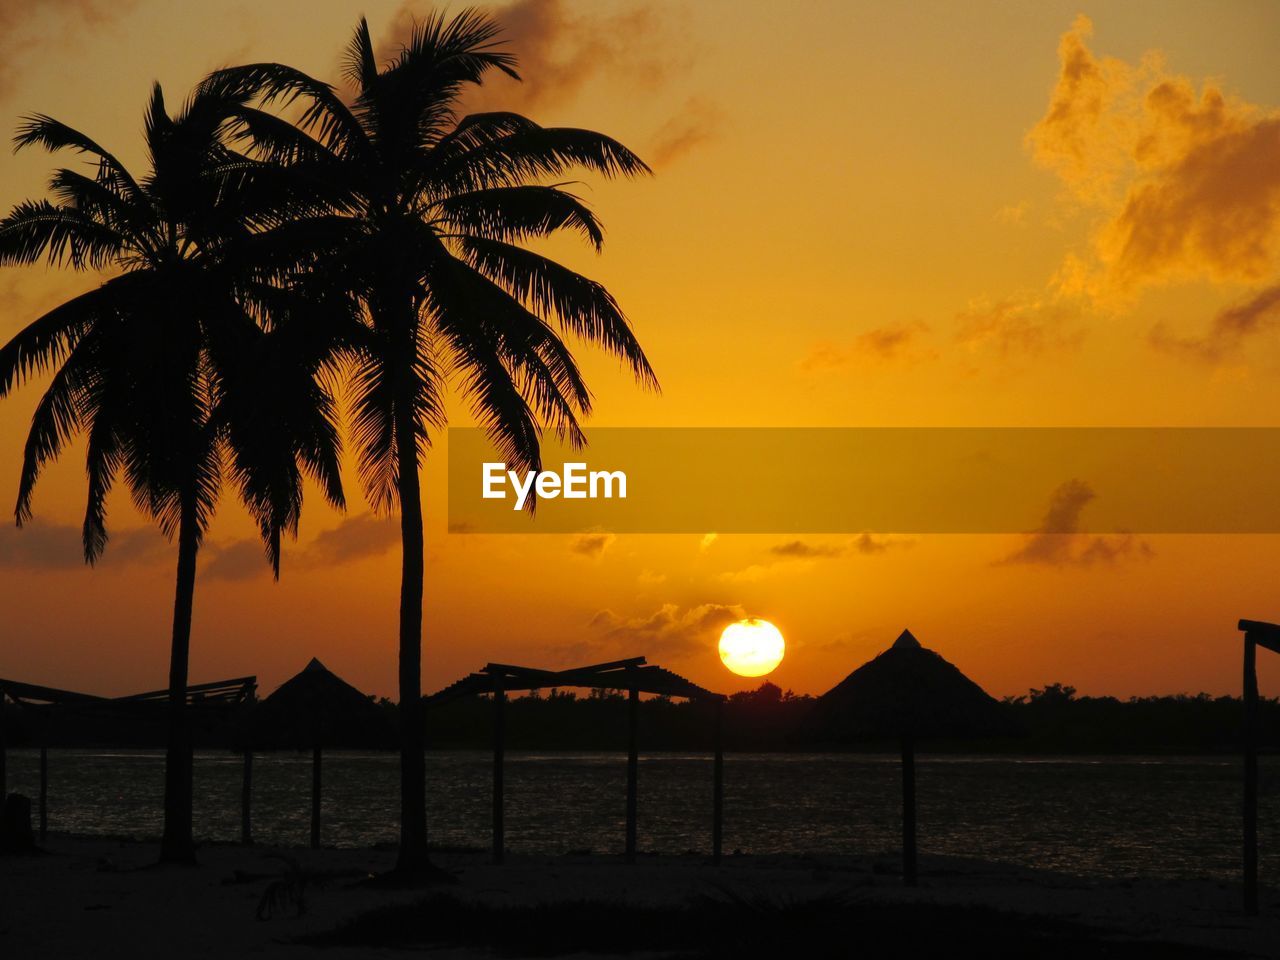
xmin=13 ymin=115 xmax=145 ymax=202
xmin=0 ymin=199 xmax=126 ymax=269
xmin=0 ymin=280 xmax=115 ymax=397
xmin=437 ymin=184 xmax=604 ymax=250
xmin=455 ymin=236 xmax=657 ymax=389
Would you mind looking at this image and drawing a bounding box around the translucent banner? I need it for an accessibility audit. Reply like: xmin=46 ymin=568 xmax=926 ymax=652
xmin=446 ymin=427 xmax=1280 ymax=533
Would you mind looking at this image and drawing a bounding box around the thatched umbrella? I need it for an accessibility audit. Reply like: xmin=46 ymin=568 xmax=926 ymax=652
xmin=808 ymin=629 xmax=1009 ymax=885
xmin=248 ymin=658 xmax=393 ymax=847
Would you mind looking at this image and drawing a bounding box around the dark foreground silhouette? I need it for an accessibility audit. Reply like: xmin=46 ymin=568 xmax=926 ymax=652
xmin=310 ymin=892 xmax=1231 ymax=958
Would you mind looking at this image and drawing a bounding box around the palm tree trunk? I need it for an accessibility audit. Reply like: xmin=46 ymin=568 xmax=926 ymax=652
xmin=394 ymin=400 xmax=429 ymax=872
xmin=159 ymin=500 xmax=199 ymax=863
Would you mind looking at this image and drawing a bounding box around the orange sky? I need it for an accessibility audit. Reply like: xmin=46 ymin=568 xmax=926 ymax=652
xmin=3 ymin=1 xmax=1280 ymax=702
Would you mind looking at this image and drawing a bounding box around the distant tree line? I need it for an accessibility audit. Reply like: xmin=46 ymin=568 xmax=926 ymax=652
xmin=399 ymin=681 xmax=1280 ymax=755
xmin=7 ymin=680 xmax=1277 ymax=754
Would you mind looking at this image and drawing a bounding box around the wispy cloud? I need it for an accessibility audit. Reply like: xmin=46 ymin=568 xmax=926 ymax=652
xmin=0 ymin=520 xmax=166 ymax=570
xmin=379 ymin=1 xmax=719 ymax=165
xmin=581 ymin=601 xmax=745 ymax=663
xmin=381 ymin=1 xmax=680 ymax=111
xmin=1150 ymin=284 xmax=1280 ymax=363
xmin=800 ymin=322 xmax=933 ymax=371
xmin=0 ymin=1 xmax=135 ymax=101
xmin=649 ymin=96 xmax=722 ymax=168
xmin=722 ymin=535 xmax=912 ymax=582
xmin=954 ymin=295 xmax=1085 ymax=357
xmin=998 ymin=479 xmax=1153 ymax=567
xmin=570 ymin=531 xmax=615 ymax=559
xmin=768 ymin=540 xmax=844 ymax=559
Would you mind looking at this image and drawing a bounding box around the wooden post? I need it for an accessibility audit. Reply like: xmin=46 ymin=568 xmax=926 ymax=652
xmin=712 ymin=698 xmax=723 ymax=864
xmin=0 ymin=692 xmax=7 ymax=799
xmin=902 ymin=732 xmax=917 ymax=887
xmin=626 ymin=681 xmax=639 ymax=863
xmin=492 ymin=674 xmax=506 ymax=865
xmin=39 ymin=745 xmax=47 ymax=841
xmin=311 ymin=745 xmax=322 ymax=850
xmin=240 ymin=750 xmax=253 ymax=846
xmin=1244 ymin=633 xmax=1258 ymax=916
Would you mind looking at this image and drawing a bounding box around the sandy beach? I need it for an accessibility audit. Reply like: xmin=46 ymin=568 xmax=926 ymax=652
xmin=0 ymin=833 xmax=1275 ymax=958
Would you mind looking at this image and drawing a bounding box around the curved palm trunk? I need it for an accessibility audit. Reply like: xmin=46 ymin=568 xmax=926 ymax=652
xmin=159 ymin=502 xmax=199 ymax=864
xmin=394 ymin=401 xmax=429 ymax=871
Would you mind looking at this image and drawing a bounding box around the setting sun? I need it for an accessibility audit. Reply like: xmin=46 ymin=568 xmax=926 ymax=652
xmin=719 ymin=619 xmax=786 ymax=677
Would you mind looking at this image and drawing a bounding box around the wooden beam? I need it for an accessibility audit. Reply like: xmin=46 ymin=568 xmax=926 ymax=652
xmin=241 ymin=750 xmax=253 ymax=846
xmin=1244 ymin=635 xmax=1258 ymax=915
xmin=713 ymin=699 xmax=723 ymax=865
xmin=902 ymin=733 xmax=917 ymax=887
xmin=492 ymin=672 xmax=505 ymax=865
xmin=0 ymin=679 xmax=105 ymax=705
xmin=626 ymin=679 xmax=639 ymax=863
xmin=311 ymin=746 xmax=322 ymax=850
xmin=1240 ymin=619 xmax=1280 ymax=655
xmin=111 ymin=676 xmax=257 ymax=703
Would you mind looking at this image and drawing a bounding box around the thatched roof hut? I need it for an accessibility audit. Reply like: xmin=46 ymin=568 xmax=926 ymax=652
xmin=807 ymin=629 xmax=1010 ymax=741
xmin=249 ymin=658 xmax=393 ymax=750
xmin=807 ymin=629 xmax=1010 ymax=887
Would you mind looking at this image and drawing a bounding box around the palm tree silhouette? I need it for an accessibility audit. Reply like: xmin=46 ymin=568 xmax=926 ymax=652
xmin=0 ymin=84 xmax=345 ymax=862
xmin=206 ymin=10 xmax=656 ymax=874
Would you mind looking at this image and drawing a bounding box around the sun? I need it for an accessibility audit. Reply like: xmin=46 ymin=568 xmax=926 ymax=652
xmin=719 ymin=618 xmax=786 ymax=677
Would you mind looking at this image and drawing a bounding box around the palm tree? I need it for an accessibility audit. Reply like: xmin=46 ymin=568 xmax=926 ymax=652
xmin=205 ymin=9 xmax=657 ymax=873
xmin=0 ymin=84 xmax=345 ymax=862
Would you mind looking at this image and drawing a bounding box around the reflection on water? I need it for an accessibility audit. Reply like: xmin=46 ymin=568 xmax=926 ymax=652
xmin=4 ymin=750 xmax=1275 ymax=880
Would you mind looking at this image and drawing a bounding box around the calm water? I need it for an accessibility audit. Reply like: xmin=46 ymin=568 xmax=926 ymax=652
xmin=4 ymin=750 xmax=1277 ymax=881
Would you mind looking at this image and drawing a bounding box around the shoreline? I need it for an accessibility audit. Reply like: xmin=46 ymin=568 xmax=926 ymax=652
xmin=1 ymin=832 xmax=1276 ymax=958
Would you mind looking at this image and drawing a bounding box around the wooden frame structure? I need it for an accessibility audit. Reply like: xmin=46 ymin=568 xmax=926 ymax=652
xmin=1239 ymin=618 xmax=1279 ymax=916
xmin=0 ymin=676 xmax=256 ymax=841
xmin=427 ymin=657 xmax=726 ymax=864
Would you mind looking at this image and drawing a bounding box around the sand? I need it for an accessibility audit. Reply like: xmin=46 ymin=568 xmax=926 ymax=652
xmin=1 ymin=834 xmax=1277 ymax=957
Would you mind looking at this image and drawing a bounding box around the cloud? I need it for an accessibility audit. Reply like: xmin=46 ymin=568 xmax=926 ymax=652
xmin=0 ymin=1 xmax=135 ymax=100
xmin=649 ymin=97 xmax=721 ymax=167
xmin=769 ymin=540 xmax=844 ymax=559
xmin=699 ymin=532 xmax=718 ymax=551
xmin=0 ymin=519 xmax=166 ymax=570
xmin=583 ymin=601 xmax=745 ymax=662
xmin=800 ymin=322 xmax=933 ymax=371
xmin=1027 ymin=16 xmax=1280 ymax=296
xmin=954 ymin=295 xmax=1085 ymax=356
xmin=0 ymin=511 xmax=401 ymax=581
xmin=853 ymin=532 xmax=909 ymax=554
xmin=377 ymin=1 xmax=716 ymax=169
xmin=570 ymin=531 xmax=615 ymax=559
xmin=721 ymin=534 xmax=910 ymax=582
xmin=998 ymin=479 xmax=1153 ymax=567
xmin=1150 ymin=284 xmax=1280 ymax=363
xmin=205 ymin=513 xmax=402 ymax=582
xmin=200 ymin=540 xmax=267 ymax=582
xmin=304 ymin=513 xmax=400 ymax=566
xmin=995 ymin=201 xmax=1030 ymax=225
xmin=379 ymin=0 xmax=678 ymax=115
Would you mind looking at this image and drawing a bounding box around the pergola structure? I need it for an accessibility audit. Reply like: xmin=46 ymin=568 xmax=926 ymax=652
xmin=1239 ymin=618 xmax=1279 ymax=916
xmin=427 ymin=657 xmax=727 ymax=864
xmin=0 ymin=676 xmax=256 ymax=840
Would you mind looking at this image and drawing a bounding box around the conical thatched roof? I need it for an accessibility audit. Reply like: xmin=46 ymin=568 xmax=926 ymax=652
xmin=807 ymin=629 xmax=1011 ymax=741
xmin=249 ymin=658 xmax=394 ymax=749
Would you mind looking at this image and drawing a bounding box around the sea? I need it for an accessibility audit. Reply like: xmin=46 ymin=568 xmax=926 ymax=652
xmin=3 ymin=749 xmax=1276 ymax=881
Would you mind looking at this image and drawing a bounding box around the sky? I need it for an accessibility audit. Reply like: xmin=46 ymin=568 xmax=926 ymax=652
xmin=2 ymin=0 xmax=1280 ymax=701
